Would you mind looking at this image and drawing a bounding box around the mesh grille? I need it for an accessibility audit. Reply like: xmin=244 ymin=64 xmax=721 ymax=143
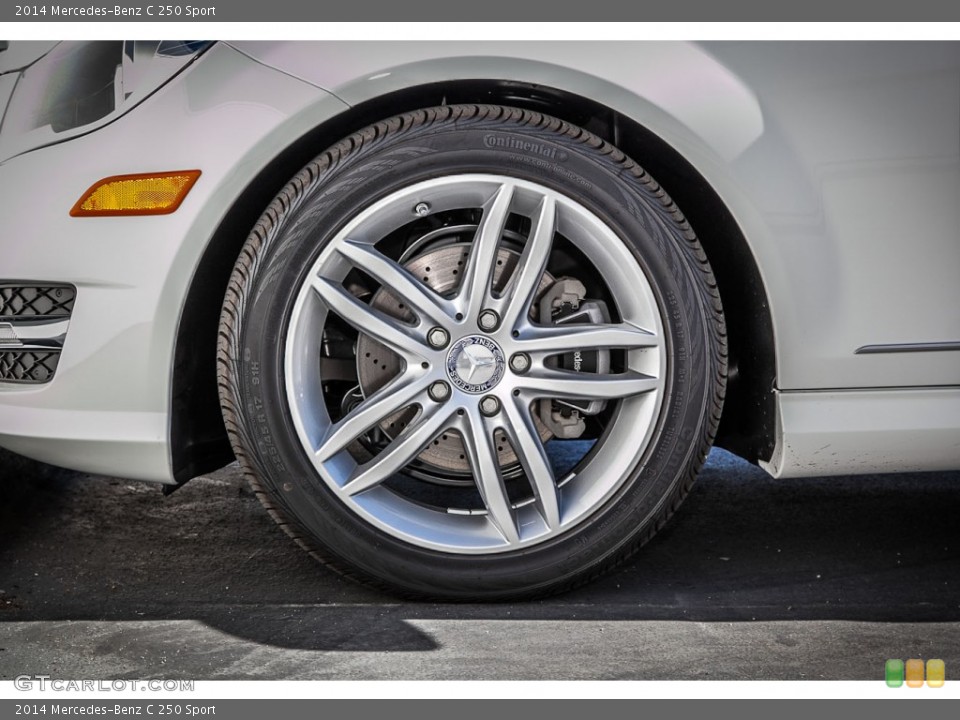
xmin=0 ymin=351 xmax=60 ymax=383
xmin=0 ymin=285 xmax=75 ymax=318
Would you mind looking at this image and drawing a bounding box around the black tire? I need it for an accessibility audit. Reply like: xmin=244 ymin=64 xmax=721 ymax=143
xmin=217 ymin=105 xmax=726 ymax=601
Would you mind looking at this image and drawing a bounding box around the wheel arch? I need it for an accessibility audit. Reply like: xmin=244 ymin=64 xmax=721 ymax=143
xmin=170 ymin=79 xmax=777 ymax=483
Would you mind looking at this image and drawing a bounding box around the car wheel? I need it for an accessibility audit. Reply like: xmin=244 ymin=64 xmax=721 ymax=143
xmin=218 ymin=105 xmax=726 ymax=600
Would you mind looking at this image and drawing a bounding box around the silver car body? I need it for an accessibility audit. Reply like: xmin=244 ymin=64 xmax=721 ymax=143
xmin=0 ymin=40 xmax=957 ymax=482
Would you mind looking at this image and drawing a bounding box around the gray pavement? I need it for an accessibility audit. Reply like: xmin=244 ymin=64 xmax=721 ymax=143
xmin=1 ymin=449 xmax=958 ymax=680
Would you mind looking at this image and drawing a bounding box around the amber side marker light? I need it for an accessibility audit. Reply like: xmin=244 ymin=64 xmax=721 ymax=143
xmin=70 ymin=170 xmax=201 ymax=217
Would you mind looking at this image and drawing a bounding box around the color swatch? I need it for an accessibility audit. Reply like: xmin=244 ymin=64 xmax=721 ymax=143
xmin=886 ymin=658 xmax=945 ymax=687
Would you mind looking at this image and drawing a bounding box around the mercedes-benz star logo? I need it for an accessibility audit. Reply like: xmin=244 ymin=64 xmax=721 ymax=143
xmin=446 ymin=336 xmax=506 ymax=394
xmin=458 ymin=343 xmax=496 ymax=382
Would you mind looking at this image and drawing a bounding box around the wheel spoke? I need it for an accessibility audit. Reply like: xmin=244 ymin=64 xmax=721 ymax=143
xmin=342 ymin=404 xmax=453 ymax=496
xmin=336 ymin=239 xmax=456 ymax=326
xmin=460 ymin=409 xmax=521 ymax=544
xmin=516 ymin=322 xmax=660 ymax=355
xmin=310 ymin=276 xmax=425 ymax=357
xmin=457 ymin=183 xmax=515 ymax=321
xmin=498 ymin=196 xmax=556 ymax=330
xmin=316 ymin=373 xmax=430 ymax=462
xmin=520 ymin=368 xmax=659 ymax=401
xmin=502 ymin=399 xmax=561 ymax=530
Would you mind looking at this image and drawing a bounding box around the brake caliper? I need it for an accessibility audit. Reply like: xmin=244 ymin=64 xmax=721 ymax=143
xmin=537 ymin=278 xmax=611 ymax=439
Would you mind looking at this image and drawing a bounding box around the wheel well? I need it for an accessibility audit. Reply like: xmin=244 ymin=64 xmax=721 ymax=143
xmin=170 ymin=80 xmax=777 ymax=483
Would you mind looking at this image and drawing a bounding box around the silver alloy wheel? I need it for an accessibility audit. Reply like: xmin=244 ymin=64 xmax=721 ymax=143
xmin=284 ymin=174 xmax=667 ymax=553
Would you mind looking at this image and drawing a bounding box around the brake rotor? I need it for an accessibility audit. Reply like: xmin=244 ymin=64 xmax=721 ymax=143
xmin=356 ymin=241 xmax=553 ymax=473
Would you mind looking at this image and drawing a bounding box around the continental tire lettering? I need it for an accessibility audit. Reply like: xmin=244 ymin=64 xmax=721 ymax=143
xmin=483 ymin=134 xmax=569 ymax=161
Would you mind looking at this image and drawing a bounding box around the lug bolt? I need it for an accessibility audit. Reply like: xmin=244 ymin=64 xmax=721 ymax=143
xmin=428 ymin=381 xmax=451 ymax=402
xmin=427 ymin=327 xmax=449 ymax=349
xmin=479 ymin=395 xmax=501 ymax=416
xmin=414 ymin=202 xmax=431 ymax=217
xmin=509 ymin=353 xmax=531 ymax=374
xmin=478 ymin=309 xmax=500 ymax=332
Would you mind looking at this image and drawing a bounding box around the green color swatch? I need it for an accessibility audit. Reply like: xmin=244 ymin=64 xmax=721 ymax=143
xmin=886 ymin=659 xmax=904 ymax=687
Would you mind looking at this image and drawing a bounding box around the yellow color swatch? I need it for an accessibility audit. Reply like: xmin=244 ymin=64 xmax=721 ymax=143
xmin=926 ymin=659 xmax=945 ymax=688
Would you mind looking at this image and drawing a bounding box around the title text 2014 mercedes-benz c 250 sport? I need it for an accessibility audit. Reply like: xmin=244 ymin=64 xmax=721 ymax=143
xmin=1 ymin=41 xmax=958 ymax=599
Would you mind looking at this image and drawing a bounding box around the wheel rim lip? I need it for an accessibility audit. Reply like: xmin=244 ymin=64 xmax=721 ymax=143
xmin=283 ymin=173 xmax=667 ymax=555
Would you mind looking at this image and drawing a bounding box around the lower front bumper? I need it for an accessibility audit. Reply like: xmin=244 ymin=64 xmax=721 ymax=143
xmin=0 ymin=405 xmax=170 ymax=482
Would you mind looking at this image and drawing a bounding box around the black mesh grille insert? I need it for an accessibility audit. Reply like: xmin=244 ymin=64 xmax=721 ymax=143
xmin=0 ymin=285 xmax=75 ymax=318
xmin=0 ymin=351 xmax=61 ymax=383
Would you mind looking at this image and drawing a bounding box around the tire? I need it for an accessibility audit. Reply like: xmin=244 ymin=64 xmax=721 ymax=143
xmin=218 ymin=105 xmax=726 ymax=601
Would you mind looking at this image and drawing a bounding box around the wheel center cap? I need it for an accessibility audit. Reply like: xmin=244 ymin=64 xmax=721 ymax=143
xmin=446 ymin=335 xmax=506 ymax=394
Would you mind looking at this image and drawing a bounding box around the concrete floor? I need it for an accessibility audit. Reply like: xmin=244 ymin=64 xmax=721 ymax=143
xmin=1 ymin=449 xmax=958 ymax=680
